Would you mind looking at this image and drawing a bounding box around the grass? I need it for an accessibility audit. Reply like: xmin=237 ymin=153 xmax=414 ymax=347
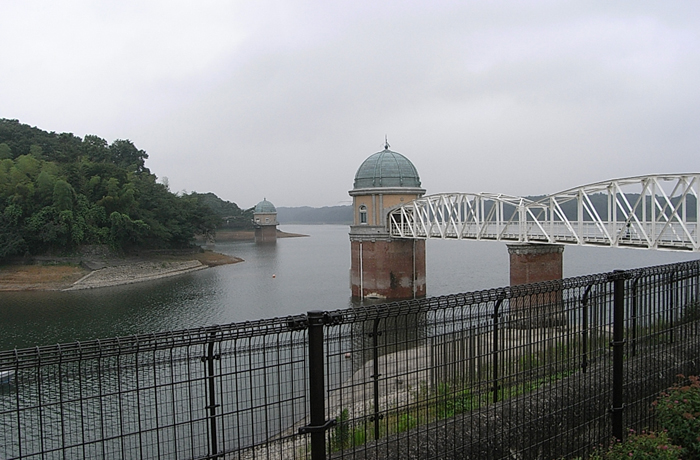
xmin=329 ymin=354 xmax=580 ymax=451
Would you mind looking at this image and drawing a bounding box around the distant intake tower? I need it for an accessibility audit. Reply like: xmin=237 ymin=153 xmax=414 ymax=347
xmin=253 ymin=198 xmax=278 ymax=243
xmin=349 ymin=143 xmax=426 ymax=299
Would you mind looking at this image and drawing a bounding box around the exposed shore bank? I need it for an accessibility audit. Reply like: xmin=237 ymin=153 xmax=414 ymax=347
xmin=0 ymin=230 xmax=307 ymax=292
xmin=0 ymin=251 xmax=242 ymax=292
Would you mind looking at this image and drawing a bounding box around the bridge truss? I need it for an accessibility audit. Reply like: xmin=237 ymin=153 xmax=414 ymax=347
xmin=388 ymin=174 xmax=700 ymax=251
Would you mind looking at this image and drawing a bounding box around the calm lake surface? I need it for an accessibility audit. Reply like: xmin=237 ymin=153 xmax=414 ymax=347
xmin=0 ymin=224 xmax=697 ymax=350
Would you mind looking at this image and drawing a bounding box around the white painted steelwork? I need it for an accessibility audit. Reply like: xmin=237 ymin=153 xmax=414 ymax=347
xmin=388 ymin=174 xmax=700 ymax=251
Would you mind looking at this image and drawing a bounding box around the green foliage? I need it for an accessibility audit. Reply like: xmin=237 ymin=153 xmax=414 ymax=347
xmin=330 ymin=409 xmax=367 ymax=451
xmin=590 ymin=375 xmax=700 ymax=460
xmin=434 ymin=383 xmax=479 ymax=418
xmin=109 ymin=139 xmax=149 ymax=173
xmin=109 ymin=212 xmax=150 ymax=246
xmin=29 ymin=144 xmax=43 ymax=158
xmin=589 ymin=430 xmax=682 ymax=460
xmin=331 ymin=409 xmax=350 ymax=451
xmin=681 ymin=300 xmax=700 ymax=324
xmin=396 ymin=413 xmax=417 ymax=432
xmin=0 ymin=119 xmax=235 ymax=258
xmin=0 ymin=210 xmax=26 ymax=257
xmin=653 ymin=375 xmax=700 ymax=458
xmin=0 ymin=143 xmax=11 ymax=160
xmin=53 ymin=180 xmax=75 ymax=211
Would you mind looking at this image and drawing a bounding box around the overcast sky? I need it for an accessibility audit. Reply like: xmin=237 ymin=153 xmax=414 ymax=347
xmin=2 ymin=1 xmax=699 ymax=208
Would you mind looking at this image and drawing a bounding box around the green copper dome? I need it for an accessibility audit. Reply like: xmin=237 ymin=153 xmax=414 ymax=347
xmin=353 ymin=147 xmax=421 ymax=189
xmin=254 ymin=198 xmax=276 ymax=213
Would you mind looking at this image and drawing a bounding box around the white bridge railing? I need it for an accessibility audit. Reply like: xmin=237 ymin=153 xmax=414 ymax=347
xmin=388 ymin=174 xmax=700 ymax=251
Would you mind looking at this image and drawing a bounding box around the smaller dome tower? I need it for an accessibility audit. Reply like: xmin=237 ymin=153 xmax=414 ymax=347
xmin=253 ymin=198 xmax=278 ymax=243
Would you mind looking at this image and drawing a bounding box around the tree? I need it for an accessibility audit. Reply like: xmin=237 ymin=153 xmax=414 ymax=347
xmin=29 ymin=144 xmax=43 ymax=159
xmin=53 ymin=180 xmax=75 ymax=212
xmin=0 ymin=143 xmax=11 ymax=160
xmin=0 ymin=212 xmax=26 ymax=258
xmin=109 ymin=139 xmax=149 ymax=173
xmin=82 ymin=135 xmax=109 ymax=163
xmin=109 ymin=212 xmax=150 ymax=246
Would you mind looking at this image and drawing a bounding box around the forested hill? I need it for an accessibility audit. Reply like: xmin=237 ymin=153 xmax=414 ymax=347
xmin=0 ymin=119 xmax=251 ymax=259
xmin=277 ymin=206 xmax=352 ymax=224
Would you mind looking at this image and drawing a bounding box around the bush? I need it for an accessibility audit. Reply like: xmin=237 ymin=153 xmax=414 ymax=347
xmin=653 ymin=374 xmax=700 ymax=458
xmin=589 ymin=430 xmax=682 ymax=460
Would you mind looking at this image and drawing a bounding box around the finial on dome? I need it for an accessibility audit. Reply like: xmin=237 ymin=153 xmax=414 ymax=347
xmin=384 ymin=135 xmax=390 ymax=150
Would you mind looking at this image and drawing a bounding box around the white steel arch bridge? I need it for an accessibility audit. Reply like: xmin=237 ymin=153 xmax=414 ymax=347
xmin=388 ymin=174 xmax=700 ymax=252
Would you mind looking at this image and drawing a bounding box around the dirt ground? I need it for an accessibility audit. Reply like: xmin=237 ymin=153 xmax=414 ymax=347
xmin=0 ymin=264 xmax=89 ymax=291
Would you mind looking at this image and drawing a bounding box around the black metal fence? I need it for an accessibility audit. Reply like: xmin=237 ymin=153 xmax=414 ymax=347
xmin=1 ymin=260 xmax=699 ymax=459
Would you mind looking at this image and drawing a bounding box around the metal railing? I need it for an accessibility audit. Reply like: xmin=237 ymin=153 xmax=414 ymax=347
xmin=1 ymin=260 xmax=699 ymax=459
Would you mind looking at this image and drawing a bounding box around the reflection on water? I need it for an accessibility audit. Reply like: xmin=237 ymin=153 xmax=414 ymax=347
xmin=0 ymin=224 xmax=697 ymax=350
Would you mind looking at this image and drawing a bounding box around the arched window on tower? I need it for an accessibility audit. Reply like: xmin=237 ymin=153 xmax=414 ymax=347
xmin=359 ymin=205 xmax=368 ymax=224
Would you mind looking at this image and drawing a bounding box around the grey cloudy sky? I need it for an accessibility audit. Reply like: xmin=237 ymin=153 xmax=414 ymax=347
xmin=2 ymin=1 xmax=699 ymax=208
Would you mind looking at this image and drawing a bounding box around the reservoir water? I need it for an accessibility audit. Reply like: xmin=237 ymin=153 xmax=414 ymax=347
xmin=0 ymin=224 xmax=697 ymax=351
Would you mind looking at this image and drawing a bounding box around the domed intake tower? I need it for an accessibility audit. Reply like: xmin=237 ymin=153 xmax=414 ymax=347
xmin=349 ymin=143 xmax=426 ymax=299
xmin=253 ymin=198 xmax=278 ymax=243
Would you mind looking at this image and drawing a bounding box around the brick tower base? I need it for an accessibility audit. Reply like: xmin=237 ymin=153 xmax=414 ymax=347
xmin=350 ymin=238 xmax=426 ymax=300
xmin=255 ymin=225 xmax=277 ymax=244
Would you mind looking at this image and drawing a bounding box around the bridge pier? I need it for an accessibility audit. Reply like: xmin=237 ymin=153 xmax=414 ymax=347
xmin=507 ymin=243 xmax=564 ymax=286
xmin=507 ymin=243 xmax=566 ymax=327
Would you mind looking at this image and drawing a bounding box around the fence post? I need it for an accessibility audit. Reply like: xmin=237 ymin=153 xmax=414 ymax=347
xmin=630 ymin=275 xmax=640 ymax=357
xmin=492 ymin=298 xmax=504 ymax=404
xmin=610 ymin=270 xmax=626 ymax=441
xmin=300 ymin=311 xmax=335 ymax=460
xmin=203 ymin=330 xmax=220 ymax=457
xmin=581 ymin=284 xmax=593 ymax=373
xmin=370 ymin=317 xmax=382 ymax=440
xmin=669 ymin=272 xmax=676 ymax=344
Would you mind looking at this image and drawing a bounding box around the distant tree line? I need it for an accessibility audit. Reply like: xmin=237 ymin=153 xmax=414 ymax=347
xmin=505 ymin=193 xmax=697 ymax=222
xmin=0 ymin=119 xmax=252 ymax=259
xmin=274 ymin=193 xmax=697 ymax=227
xmin=276 ymin=205 xmax=352 ymax=224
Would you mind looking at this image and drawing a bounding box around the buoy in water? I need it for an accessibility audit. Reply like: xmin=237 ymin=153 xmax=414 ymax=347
xmin=272 ymin=274 xmax=276 ymax=278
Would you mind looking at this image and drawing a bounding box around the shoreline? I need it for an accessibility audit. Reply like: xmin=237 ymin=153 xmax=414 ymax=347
xmin=0 ymin=250 xmax=243 ymax=292
xmin=0 ymin=229 xmax=308 ymax=292
xmin=63 ymin=260 xmax=212 ymax=291
xmin=198 ymin=229 xmax=308 ymax=242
